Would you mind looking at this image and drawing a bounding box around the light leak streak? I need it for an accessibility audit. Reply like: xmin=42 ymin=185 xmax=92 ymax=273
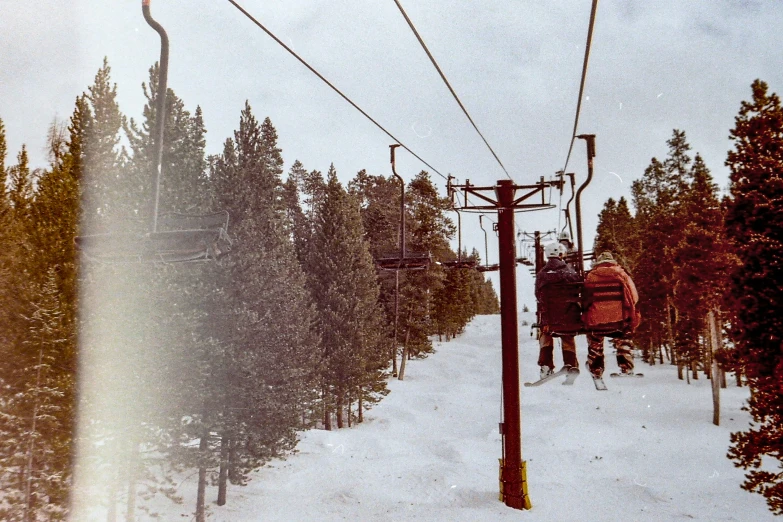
xmin=600 ymin=166 xmax=623 ymax=183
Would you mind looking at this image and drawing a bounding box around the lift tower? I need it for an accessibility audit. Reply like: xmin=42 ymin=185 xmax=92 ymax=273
xmin=448 ymin=177 xmax=562 ymax=510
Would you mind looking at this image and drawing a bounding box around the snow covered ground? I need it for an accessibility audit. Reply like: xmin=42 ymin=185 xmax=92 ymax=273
xmin=152 ymin=311 xmax=775 ymax=521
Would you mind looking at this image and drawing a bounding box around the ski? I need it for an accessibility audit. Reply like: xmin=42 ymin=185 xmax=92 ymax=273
xmin=562 ymin=367 xmax=580 ymax=385
xmin=609 ymin=373 xmax=644 ymax=378
xmin=592 ymin=376 xmax=608 ymax=391
xmin=524 ymin=367 xmax=568 ymax=387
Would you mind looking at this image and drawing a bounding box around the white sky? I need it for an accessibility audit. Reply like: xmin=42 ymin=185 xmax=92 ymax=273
xmin=3 ymin=0 xmax=782 ymax=262
xmin=92 ymin=313 xmax=775 ymax=521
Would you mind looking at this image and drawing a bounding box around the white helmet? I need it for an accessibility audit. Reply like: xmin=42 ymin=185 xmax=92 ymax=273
xmin=544 ymin=242 xmax=566 ymax=259
xmin=558 ymin=231 xmax=571 ymax=243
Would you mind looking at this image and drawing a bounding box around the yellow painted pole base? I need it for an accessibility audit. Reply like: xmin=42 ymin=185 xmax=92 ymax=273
xmin=498 ymin=458 xmax=532 ymax=510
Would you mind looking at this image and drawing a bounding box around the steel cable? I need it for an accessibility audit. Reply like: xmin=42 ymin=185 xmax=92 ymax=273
xmin=559 ymin=0 xmax=599 ymax=175
xmin=392 ymin=0 xmax=514 ymax=181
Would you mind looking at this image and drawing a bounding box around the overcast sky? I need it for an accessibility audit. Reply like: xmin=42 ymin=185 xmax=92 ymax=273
xmin=3 ymin=0 xmax=782 ymax=272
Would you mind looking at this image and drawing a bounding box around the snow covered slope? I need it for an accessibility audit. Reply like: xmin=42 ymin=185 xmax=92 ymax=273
xmin=154 ymin=312 xmax=775 ymax=521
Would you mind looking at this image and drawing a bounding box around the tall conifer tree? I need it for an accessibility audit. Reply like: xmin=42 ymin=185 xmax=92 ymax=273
xmin=80 ymin=58 xmax=126 ymax=233
xmin=593 ymin=196 xmax=636 ymax=272
xmin=670 ymin=155 xmax=736 ymax=373
xmin=206 ymin=104 xmax=318 ymax=504
xmin=724 ymin=80 xmax=783 ymax=515
xmin=631 ymin=130 xmax=694 ymax=366
xmin=305 ymin=166 xmax=388 ymax=428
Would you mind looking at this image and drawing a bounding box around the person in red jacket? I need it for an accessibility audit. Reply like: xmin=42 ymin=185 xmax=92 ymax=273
xmin=583 ymin=251 xmax=641 ymax=378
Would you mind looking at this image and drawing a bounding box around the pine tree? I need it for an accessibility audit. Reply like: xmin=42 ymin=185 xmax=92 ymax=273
xmin=122 ymin=71 xmax=220 ymax=517
xmin=304 ymin=166 xmax=388 ymax=428
xmin=669 ymin=155 xmax=737 ymax=377
xmin=593 ymin=196 xmax=636 ymax=272
xmin=723 ymin=79 xmax=783 ymax=515
xmin=0 ymin=141 xmax=44 ymax=424
xmin=433 ymin=261 xmax=468 ymax=340
xmin=70 ymin=60 xmax=171 ymax=521
xmin=5 ymin=145 xmax=36 ymax=347
xmin=0 ymin=120 xmax=27 ymax=384
xmin=29 ymin=116 xmax=81 ymax=315
xmin=7 ymin=145 xmax=33 ymax=217
xmin=630 ymin=130 xmax=695 ymax=368
xmin=0 ymin=124 xmax=63 ymax=520
xmin=80 ymin=58 xmax=127 ymax=233
xmin=399 ymin=171 xmax=454 ymax=358
xmin=281 ymin=160 xmax=310 ymax=262
xmin=0 ymin=270 xmax=72 ymax=521
xmin=475 ymin=275 xmax=501 ymax=315
xmin=124 ymin=63 xmax=210 ymax=215
xmin=348 ymin=169 xmax=401 ymax=371
xmin=348 ymin=169 xmax=403 ymax=259
xmin=12 ymin=115 xmax=83 ymax=519
xmin=205 ymin=105 xmax=318 ymax=506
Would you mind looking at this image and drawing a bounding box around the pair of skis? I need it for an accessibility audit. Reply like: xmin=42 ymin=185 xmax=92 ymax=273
xmin=524 ymin=367 xmax=580 ymax=387
xmin=524 ymin=368 xmax=643 ymax=390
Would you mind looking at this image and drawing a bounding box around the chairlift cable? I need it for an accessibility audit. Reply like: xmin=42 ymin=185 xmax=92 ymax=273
xmin=226 ymin=0 xmax=448 ymax=181
xmin=226 ymin=1 xmax=545 ymax=221
xmin=556 ymin=172 xmax=564 ymax=233
xmin=392 ymin=0 xmax=513 ymax=182
xmin=559 ymin=0 xmax=599 ymax=176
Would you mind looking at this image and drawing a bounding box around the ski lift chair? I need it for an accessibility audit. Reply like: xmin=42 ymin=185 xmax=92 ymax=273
xmin=440 ymin=259 xmax=479 ymax=269
xmin=537 ymin=282 xmax=584 ymax=337
xmin=537 ymin=281 xmax=632 ymax=338
xmin=476 ymin=263 xmax=500 ymax=273
xmin=76 ymin=0 xmax=232 ymax=264
xmin=516 ymin=256 xmax=534 ymax=267
xmin=375 ymin=251 xmax=432 ymax=271
xmin=581 ymin=281 xmax=631 ymax=338
xmin=374 ymin=144 xmax=433 ymax=272
xmin=76 ymin=211 xmax=232 ymax=264
xmin=439 ymin=200 xmax=480 ymax=270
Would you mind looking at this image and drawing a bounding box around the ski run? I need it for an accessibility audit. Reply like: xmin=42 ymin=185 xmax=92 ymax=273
xmin=145 ymin=312 xmax=774 ymax=521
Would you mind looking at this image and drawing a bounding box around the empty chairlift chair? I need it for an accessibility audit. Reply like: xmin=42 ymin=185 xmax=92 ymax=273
xmin=374 ymin=144 xmax=431 ymax=272
xmin=75 ymin=0 xmax=232 ymax=264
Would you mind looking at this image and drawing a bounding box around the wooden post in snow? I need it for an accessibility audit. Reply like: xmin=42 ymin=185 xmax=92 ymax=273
xmin=708 ymin=310 xmax=721 ymax=426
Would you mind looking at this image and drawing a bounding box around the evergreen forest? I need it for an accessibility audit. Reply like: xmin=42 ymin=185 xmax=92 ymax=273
xmin=0 ymin=60 xmax=498 ymax=521
xmin=2 ymin=54 xmax=783 ymax=520
xmin=591 ymin=80 xmax=783 ymax=515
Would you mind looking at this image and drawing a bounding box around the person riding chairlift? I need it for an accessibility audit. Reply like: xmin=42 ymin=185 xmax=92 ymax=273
xmin=558 ymin=230 xmax=578 ymax=268
xmin=583 ymin=251 xmax=642 ymax=378
xmin=535 ymin=242 xmax=581 ymax=378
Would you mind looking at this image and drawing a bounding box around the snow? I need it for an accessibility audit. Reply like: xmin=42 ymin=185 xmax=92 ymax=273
xmin=150 ymin=312 xmax=775 ymax=521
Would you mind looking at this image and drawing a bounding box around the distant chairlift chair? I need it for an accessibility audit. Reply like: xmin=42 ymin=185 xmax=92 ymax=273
xmin=439 ymin=205 xmax=477 ymax=270
xmin=374 ymin=145 xmax=432 ymax=272
xmin=475 ymin=214 xmax=498 ymax=273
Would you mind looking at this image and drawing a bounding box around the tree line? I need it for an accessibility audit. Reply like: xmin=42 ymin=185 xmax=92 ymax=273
xmin=592 ymin=80 xmax=783 ymax=515
xmin=0 ymin=59 xmax=499 ymax=521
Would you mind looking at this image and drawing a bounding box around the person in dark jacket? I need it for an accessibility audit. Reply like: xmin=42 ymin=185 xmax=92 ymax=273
xmin=535 ymin=242 xmax=582 ymax=378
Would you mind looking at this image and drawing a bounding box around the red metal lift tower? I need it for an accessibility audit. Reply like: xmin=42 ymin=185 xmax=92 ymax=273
xmin=448 ymin=177 xmax=563 ymax=510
